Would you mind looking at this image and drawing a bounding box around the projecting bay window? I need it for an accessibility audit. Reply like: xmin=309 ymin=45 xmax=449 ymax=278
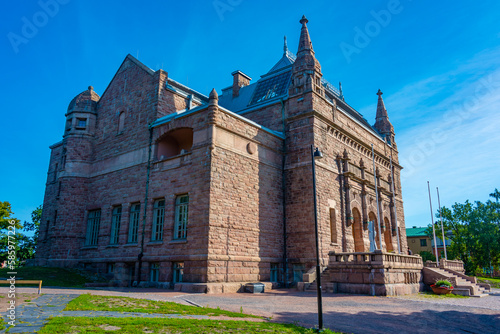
xmin=128 ymin=203 xmax=140 ymax=243
xmin=110 ymin=206 xmax=122 ymax=245
xmin=151 ymin=199 xmax=165 ymax=241
xmin=85 ymin=209 xmax=101 ymax=246
xmin=174 ymin=194 xmax=189 ymax=240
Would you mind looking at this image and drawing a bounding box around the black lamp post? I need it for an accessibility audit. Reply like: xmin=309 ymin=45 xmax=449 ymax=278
xmin=311 ymin=145 xmax=324 ymax=331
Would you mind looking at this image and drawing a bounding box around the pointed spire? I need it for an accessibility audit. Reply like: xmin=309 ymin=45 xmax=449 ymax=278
xmin=297 ymin=15 xmax=314 ymax=56
xmin=339 ymin=82 xmax=344 ymax=101
xmin=209 ymin=88 xmax=218 ymax=106
xmin=373 ymin=89 xmax=394 ymax=137
xmin=283 ymin=35 xmax=288 ymax=55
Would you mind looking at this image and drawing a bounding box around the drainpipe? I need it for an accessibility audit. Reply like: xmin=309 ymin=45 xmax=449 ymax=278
xmin=137 ymin=126 xmax=154 ymax=284
xmin=280 ymin=98 xmax=289 ymax=287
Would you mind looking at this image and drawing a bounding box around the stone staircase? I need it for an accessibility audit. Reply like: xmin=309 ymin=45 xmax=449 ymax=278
xmin=423 ymin=267 xmax=491 ymax=297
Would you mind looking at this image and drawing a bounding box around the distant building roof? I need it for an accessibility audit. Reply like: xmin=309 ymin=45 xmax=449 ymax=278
xmin=406 ymin=227 xmax=428 ymax=238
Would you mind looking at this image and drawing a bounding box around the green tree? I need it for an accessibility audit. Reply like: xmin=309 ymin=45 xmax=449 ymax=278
xmin=0 ymin=202 xmax=42 ymax=264
xmin=437 ymin=190 xmax=500 ymax=276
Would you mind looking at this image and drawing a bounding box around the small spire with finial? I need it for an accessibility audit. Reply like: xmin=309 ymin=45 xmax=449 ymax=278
xmin=283 ymin=36 xmax=288 ymax=55
xmin=88 ymin=86 xmax=94 ymax=92
xmin=209 ymin=88 xmax=218 ymax=106
xmin=339 ymin=82 xmax=344 ymax=100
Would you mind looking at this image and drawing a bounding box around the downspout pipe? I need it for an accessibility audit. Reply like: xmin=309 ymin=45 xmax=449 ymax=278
xmin=280 ymin=98 xmax=289 ymax=287
xmin=137 ymin=126 xmax=154 ymax=284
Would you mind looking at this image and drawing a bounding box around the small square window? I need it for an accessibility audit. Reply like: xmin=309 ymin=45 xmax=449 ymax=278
xmin=76 ymin=118 xmax=87 ymax=129
xmin=420 ymin=239 xmax=427 ymax=247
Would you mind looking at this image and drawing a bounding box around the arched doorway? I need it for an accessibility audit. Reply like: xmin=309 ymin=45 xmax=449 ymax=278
xmin=384 ymin=217 xmax=393 ymax=252
xmin=352 ymin=208 xmax=364 ymax=252
xmin=368 ymin=212 xmax=380 ymax=250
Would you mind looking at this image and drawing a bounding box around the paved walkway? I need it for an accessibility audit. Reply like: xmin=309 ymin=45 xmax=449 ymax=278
xmin=1 ymin=287 xmax=499 ymax=333
xmin=0 ymin=293 xmax=214 ymax=333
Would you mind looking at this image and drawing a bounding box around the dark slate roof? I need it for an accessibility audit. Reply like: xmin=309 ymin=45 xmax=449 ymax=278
xmin=218 ymin=50 xmax=383 ymax=140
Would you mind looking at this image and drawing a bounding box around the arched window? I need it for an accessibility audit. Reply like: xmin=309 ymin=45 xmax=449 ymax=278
xmin=118 ymin=112 xmax=125 ymax=133
xmin=156 ymin=128 xmax=193 ymax=160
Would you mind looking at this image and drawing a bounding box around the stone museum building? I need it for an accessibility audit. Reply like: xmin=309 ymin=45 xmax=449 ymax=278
xmin=36 ymin=16 xmax=409 ymax=292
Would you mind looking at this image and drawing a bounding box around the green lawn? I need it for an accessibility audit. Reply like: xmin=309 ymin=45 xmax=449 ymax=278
xmin=39 ymin=317 xmax=339 ymax=334
xmin=478 ymin=276 xmax=500 ymax=289
xmin=0 ymin=266 xmax=95 ymax=287
xmin=65 ymin=294 xmax=261 ymax=318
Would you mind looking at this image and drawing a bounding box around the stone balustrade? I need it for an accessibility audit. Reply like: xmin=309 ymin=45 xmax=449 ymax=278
xmin=440 ymin=259 xmax=464 ymax=273
xmin=329 ymin=250 xmax=423 ymax=269
xmin=424 ymin=259 xmax=465 ymax=273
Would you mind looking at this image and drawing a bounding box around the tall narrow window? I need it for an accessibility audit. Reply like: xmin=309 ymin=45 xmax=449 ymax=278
xmin=270 ymin=263 xmax=279 ymax=282
xmin=152 ymin=199 xmax=165 ymax=241
xmin=150 ymin=263 xmax=160 ymax=282
xmin=174 ymin=195 xmax=189 ymax=240
xmin=110 ymin=206 xmax=122 ymax=245
xmin=173 ymin=262 xmax=184 ymax=283
xmin=85 ymin=209 xmax=101 ymax=246
xmin=53 ymin=163 xmax=58 ymax=182
xmin=118 ymin=112 xmax=125 ymax=133
xmin=128 ymin=203 xmax=140 ymax=243
xmin=330 ymin=208 xmax=337 ymax=244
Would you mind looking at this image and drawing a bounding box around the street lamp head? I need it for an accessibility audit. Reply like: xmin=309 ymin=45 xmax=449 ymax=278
xmin=313 ymin=147 xmax=323 ymax=160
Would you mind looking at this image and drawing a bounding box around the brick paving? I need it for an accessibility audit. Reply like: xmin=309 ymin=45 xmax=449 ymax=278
xmin=2 ymin=287 xmax=500 ymax=333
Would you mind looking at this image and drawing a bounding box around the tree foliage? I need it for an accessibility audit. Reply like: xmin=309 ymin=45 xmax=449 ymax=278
xmin=434 ymin=189 xmax=500 ymax=275
xmin=0 ymin=202 xmax=42 ymax=264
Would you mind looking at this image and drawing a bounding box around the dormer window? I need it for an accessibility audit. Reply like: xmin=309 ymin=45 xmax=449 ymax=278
xmin=76 ymin=118 xmax=87 ymax=129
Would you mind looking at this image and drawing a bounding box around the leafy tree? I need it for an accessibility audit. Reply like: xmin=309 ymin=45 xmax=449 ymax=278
xmin=435 ymin=190 xmax=500 ymax=276
xmin=0 ymin=202 xmax=42 ymax=264
xmin=419 ymin=251 xmax=436 ymax=262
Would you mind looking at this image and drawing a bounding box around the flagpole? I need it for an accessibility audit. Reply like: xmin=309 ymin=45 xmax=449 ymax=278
xmin=427 ymin=181 xmax=439 ymax=266
xmin=390 ymin=155 xmax=401 ymax=254
xmin=372 ymin=144 xmax=383 ymax=251
xmin=436 ymin=187 xmax=447 ymax=260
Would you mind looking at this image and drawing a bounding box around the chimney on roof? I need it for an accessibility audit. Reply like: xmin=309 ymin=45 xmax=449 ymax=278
xmin=231 ymin=70 xmax=251 ymax=98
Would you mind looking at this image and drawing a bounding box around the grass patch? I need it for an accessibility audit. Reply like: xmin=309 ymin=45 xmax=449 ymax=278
xmin=0 ymin=266 xmax=96 ymax=287
xmin=478 ymin=276 xmax=500 ymax=289
xmin=39 ymin=317 xmax=339 ymax=334
xmin=65 ymin=294 xmax=261 ymax=318
xmin=419 ymin=291 xmax=468 ymax=299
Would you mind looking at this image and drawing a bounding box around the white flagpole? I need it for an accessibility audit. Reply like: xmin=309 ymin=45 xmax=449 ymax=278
xmin=372 ymin=144 xmax=383 ymax=251
xmin=437 ymin=187 xmax=447 ymax=260
xmin=427 ymin=181 xmax=439 ymax=267
xmin=390 ymin=155 xmax=401 ymax=254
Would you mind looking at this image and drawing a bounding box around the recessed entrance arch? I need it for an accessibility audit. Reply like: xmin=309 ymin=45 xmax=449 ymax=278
xmin=352 ymin=208 xmax=364 ymax=252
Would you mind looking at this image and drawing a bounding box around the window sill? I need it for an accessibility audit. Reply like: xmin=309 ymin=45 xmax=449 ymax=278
xmin=81 ymin=246 xmax=98 ymax=250
xmin=148 ymin=241 xmax=164 ymax=245
xmin=169 ymin=239 xmax=187 ymax=244
xmin=106 ymin=244 xmax=119 ymax=248
xmin=124 ymin=243 xmax=139 ymax=247
xmin=330 ymin=243 xmax=339 ymax=247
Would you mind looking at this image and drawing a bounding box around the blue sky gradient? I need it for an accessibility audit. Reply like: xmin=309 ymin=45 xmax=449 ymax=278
xmin=1 ymin=0 xmax=499 ymax=229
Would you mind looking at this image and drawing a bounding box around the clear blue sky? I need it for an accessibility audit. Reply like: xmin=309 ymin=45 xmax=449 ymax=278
xmin=1 ymin=0 xmax=499 ymax=230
